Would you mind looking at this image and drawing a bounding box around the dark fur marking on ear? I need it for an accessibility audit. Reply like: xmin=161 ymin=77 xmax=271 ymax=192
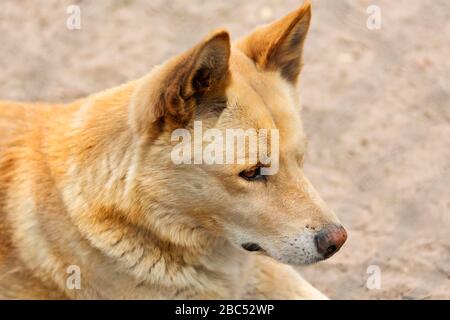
xmin=281 ymin=57 xmax=302 ymax=83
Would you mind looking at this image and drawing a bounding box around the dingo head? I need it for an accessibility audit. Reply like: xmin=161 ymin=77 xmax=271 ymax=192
xmin=129 ymin=1 xmax=346 ymax=265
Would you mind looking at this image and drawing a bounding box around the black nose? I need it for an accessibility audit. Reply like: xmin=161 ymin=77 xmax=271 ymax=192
xmin=314 ymin=225 xmax=347 ymax=258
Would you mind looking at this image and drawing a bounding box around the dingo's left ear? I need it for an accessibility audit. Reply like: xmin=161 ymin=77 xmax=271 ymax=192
xmin=130 ymin=30 xmax=230 ymax=135
xmin=236 ymin=1 xmax=311 ymax=84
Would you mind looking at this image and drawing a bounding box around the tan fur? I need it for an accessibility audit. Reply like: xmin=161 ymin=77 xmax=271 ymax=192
xmin=0 ymin=1 xmax=344 ymax=299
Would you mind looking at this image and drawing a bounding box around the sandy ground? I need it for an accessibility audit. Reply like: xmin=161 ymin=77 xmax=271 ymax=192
xmin=0 ymin=0 xmax=449 ymax=299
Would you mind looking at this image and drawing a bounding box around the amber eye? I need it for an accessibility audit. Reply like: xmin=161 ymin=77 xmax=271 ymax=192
xmin=239 ymin=167 xmax=266 ymax=181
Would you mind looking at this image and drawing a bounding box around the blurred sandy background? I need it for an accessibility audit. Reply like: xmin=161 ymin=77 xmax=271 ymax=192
xmin=0 ymin=0 xmax=449 ymax=299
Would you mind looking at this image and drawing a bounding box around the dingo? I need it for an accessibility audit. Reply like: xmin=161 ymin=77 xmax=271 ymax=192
xmin=0 ymin=1 xmax=346 ymax=299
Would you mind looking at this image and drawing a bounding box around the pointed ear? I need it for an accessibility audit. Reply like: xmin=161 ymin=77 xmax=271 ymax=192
xmin=130 ymin=30 xmax=230 ymax=135
xmin=236 ymin=1 xmax=311 ymax=84
xmin=174 ymin=30 xmax=231 ymax=104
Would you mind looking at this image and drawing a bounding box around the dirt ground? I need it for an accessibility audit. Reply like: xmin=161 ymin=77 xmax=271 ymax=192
xmin=0 ymin=0 xmax=449 ymax=299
